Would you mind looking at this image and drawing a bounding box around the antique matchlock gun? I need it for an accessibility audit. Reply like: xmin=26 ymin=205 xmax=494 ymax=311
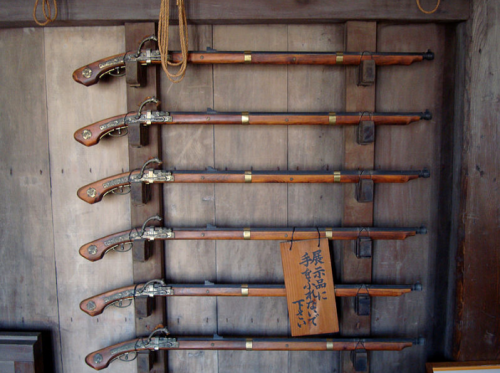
xmin=80 ymin=279 xmax=422 ymax=317
xmin=73 ymin=97 xmax=432 ymax=148
xmin=73 ymin=35 xmax=434 ymax=87
xmin=77 ymin=158 xmax=430 ymax=205
xmin=85 ymin=327 xmax=424 ymax=370
xmin=79 ymin=215 xmax=426 ymax=262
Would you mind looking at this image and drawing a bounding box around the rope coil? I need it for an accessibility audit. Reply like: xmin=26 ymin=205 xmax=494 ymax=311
xmin=33 ymin=0 xmax=57 ymax=26
xmin=416 ymin=0 xmax=441 ymax=14
xmin=158 ymin=0 xmax=189 ymax=83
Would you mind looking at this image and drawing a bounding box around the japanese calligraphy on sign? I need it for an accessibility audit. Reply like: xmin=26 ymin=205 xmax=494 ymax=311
xmin=280 ymin=238 xmax=338 ymax=336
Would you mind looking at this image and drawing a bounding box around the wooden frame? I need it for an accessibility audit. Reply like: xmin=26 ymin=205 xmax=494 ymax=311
xmin=5 ymin=0 xmax=469 ymax=27
xmin=426 ymin=361 xmax=500 ymax=372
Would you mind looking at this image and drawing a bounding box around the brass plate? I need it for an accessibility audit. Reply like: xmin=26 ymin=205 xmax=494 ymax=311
xmin=87 ymin=188 xmax=97 ymax=198
xmin=326 ymin=339 xmax=333 ymax=350
xmin=336 ymin=52 xmax=344 ymax=64
xmin=242 ymin=111 xmax=250 ymax=124
xmin=244 ymin=171 xmax=252 ymax=183
xmin=243 ymin=228 xmax=251 ymax=240
xmin=246 ymin=339 xmax=253 ymax=350
xmin=241 ymin=284 xmax=249 ymax=296
xmin=82 ymin=129 xmax=92 ymax=139
xmin=244 ymin=51 xmax=252 ymax=63
xmin=328 ymin=112 xmax=337 ymax=125
xmin=333 ymin=171 xmax=341 ymax=183
xmin=82 ymin=67 xmax=92 ymax=78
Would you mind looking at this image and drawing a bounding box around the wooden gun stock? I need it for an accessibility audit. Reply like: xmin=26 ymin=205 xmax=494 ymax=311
xmin=79 ymin=226 xmax=426 ymax=262
xmin=77 ymin=169 xmax=430 ymax=204
xmin=77 ymin=171 xmax=138 ymax=204
xmin=72 ymin=53 xmax=127 ymax=86
xmin=79 ymin=229 xmax=132 ymax=261
xmin=86 ymin=336 xmax=422 ymax=370
xmin=73 ymin=49 xmax=434 ymax=86
xmin=80 ymin=282 xmax=421 ymax=316
xmin=74 ymin=111 xmax=432 ymax=147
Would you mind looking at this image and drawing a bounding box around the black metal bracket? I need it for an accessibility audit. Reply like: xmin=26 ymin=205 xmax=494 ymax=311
xmin=357 ymin=120 xmax=375 ymax=145
xmin=350 ymin=349 xmax=368 ymax=372
xmin=126 ymin=59 xmax=147 ymax=87
xmin=355 ymin=236 xmax=372 ymax=258
xmin=355 ymin=293 xmax=371 ymax=316
xmin=131 ymin=182 xmax=151 ymax=205
xmin=132 ymin=238 xmax=153 ymax=262
xmin=129 ymin=121 xmax=149 ymax=148
xmin=358 ymin=59 xmax=376 ymax=86
xmin=356 ymin=178 xmax=374 ymax=203
xmin=135 ymin=296 xmax=154 ymax=318
xmin=137 ymin=349 xmax=154 ymax=372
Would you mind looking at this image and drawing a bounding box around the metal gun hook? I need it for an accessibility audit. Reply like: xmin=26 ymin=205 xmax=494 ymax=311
xmin=139 ymin=158 xmax=163 ymax=179
xmin=139 ymin=215 xmax=163 ymax=237
xmin=136 ymin=96 xmax=161 ymax=119
xmin=134 ymin=35 xmax=158 ymax=58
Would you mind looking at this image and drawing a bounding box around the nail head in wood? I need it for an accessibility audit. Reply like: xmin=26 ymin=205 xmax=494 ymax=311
xmin=356 ymin=178 xmax=374 ymax=203
xmin=357 ymin=120 xmax=375 ymax=145
xmin=358 ymin=59 xmax=376 ymax=86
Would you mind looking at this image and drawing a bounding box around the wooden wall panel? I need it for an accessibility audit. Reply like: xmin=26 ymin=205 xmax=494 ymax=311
xmin=2 ymin=0 xmax=469 ymax=27
xmin=160 ymin=25 xmax=218 ymax=373
xmin=44 ymin=27 xmax=135 ymax=373
xmin=454 ymin=0 xmax=500 ymax=361
xmin=213 ymin=24 xmax=289 ymax=372
xmin=0 ymin=28 xmax=60 ymax=373
xmin=372 ymin=23 xmax=447 ymax=371
xmin=286 ymin=24 xmax=345 ymax=373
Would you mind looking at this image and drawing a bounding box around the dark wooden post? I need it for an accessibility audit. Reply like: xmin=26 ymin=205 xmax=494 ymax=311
xmin=341 ymin=21 xmax=376 ymax=373
xmin=125 ymin=22 xmax=167 ymax=373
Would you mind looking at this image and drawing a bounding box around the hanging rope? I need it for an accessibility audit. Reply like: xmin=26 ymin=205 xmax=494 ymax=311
xmin=416 ymin=0 xmax=441 ymax=14
xmin=158 ymin=0 xmax=189 ymax=83
xmin=33 ymin=0 xmax=57 ymax=26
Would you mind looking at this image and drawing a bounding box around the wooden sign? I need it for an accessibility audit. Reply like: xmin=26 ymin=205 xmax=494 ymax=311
xmin=280 ymin=238 xmax=339 ymax=336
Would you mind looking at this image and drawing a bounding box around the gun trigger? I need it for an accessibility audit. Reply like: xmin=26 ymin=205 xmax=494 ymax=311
xmin=213 ymin=334 xmax=223 ymax=340
xmin=204 ymin=280 xmax=215 ymax=286
xmin=206 ymin=166 xmax=217 ymax=172
xmin=206 ymin=224 xmax=217 ymax=230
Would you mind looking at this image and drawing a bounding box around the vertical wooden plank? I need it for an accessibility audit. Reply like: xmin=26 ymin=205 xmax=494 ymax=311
xmin=125 ymin=22 xmax=166 ymax=373
xmin=287 ymin=24 xmax=345 ymax=373
xmin=454 ymin=0 xmax=500 ymax=361
xmin=160 ymin=25 xmax=218 ymax=373
xmin=0 ymin=28 xmax=60 ymax=373
xmin=44 ymin=26 xmax=135 ymax=373
xmin=372 ymin=23 xmax=446 ymax=371
xmin=341 ymin=21 xmax=376 ymax=373
xmin=213 ymin=25 xmax=289 ymax=373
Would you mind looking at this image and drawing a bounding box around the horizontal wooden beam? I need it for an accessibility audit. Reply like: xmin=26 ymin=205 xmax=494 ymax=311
xmin=6 ymin=0 xmax=469 ymax=28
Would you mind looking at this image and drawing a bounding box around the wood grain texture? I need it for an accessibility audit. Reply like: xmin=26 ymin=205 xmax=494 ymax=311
xmin=213 ymin=24 xmax=289 ymax=373
xmin=160 ymin=25 xmax=218 ymax=373
xmin=125 ymin=22 xmax=167 ymax=373
xmin=286 ymin=24 xmax=344 ymax=373
xmin=340 ymin=21 xmax=376 ymax=373
xmin=372 ymin=23 xmax=446 ymax=372
xmin=0 ymin=28 xmax=60 ymax=373
xmin=453 ymin=0 xmax=500 ymax=361
xmin=44 ymin=26 xmax=135 ymax=373
xmin=2 ymin=0 xmax=469 ymax=27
